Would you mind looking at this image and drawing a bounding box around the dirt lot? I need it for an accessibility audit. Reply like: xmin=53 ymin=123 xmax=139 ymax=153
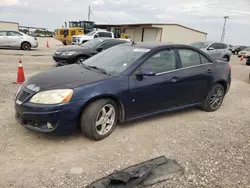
xmin=0 ymin=38 xmax=250 ymax=188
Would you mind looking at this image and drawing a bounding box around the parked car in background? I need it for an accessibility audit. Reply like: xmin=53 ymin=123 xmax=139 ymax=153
xmin=15 ymin=43 xmax=231 ymax=141
xmin=71 ymin=30 xmax=114 ymax=45
xmin=237 ymin=47 xmax=250 ymax=58
xmin=53 ymin=38 xmax=130 ymax=66
xmin=232 ymin=45 xmax=247 ymax=55
xmin=246 ymin=56 xmax=250 ymax=66
xmin=190 ymin=42 xmax=232 ymax=62
xmin=0 ymin=30 xmax=38 ymax=50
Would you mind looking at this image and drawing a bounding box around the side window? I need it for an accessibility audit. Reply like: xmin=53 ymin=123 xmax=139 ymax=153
xmin=98 ymin=41 xmax=118 ymax=50
xmin=220 ymin=43 xmax=228 ymax=49
xmin=200 ymin=54 xmax=212 ymax=64
xmin=139 ymin=49 xmax=176 ymax=74
xmin=178 ymin=49 xmax=201 ymax=68
xmin=98 ymin=32 xmax=112 ymax=37
xmin=7 ymin=31 xmax=22 ymax=36
xmin=0 ymin=31 xmax=7 ymax=36
xmin=210 ymin=43 xmax=220 ymax=49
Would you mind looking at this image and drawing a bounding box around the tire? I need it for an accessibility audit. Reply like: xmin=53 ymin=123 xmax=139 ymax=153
xmin=223 ymin=55 xmax=230 ymax=62
xmin=76 ymin=56 xmax=88 ymax=64
xmin=80 ymin=99 xmax=118 ymax=141
xmin=21 ymin=42 xmax=31 ymax=50
xmin=201 ymin=84 xmax=225 ymax=112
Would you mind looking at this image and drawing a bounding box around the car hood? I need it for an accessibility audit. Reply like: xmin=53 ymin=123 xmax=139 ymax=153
xmin=24 ymin=64 xmax=111 ymax=92
xmin=56 ymin=45 xmax=91 ymax=52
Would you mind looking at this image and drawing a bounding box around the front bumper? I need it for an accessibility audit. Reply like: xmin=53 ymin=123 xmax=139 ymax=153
xmin=53 ymin=55 xmax=77 ymax=66
xmin=15 ymin=100 xmax=83 ymax=135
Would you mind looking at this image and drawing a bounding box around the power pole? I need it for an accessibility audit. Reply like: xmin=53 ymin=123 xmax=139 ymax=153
xmin=88 ymin=6 xmax=91 ymax=21
xmin=220 ymin=16 xmax=229 ymax=42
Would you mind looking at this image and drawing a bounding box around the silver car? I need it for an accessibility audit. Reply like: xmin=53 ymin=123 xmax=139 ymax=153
xmin=190 ymin=42 xmax=232 ymax=62
xmin=0 ymin=30 xmax=38 ymax=50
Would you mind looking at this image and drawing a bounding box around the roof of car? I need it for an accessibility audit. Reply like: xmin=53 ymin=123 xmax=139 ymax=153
xmin=120 ymin=42 xmax=194 ymax=49
xmin=96 ymin=37 xmax=130 ymax=42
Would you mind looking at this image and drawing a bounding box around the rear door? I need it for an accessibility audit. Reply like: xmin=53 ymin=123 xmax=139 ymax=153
xmin=208 ymin=43 xmax=221 ymax=58
xmin=176 ymin=48 xmax=215 ymax=105
xmin=0 ymin=31 xmax=8 ymax=47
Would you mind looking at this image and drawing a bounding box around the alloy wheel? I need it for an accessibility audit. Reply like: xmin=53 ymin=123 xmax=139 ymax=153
xmin=95 ymin=104 xmax=116 ymax=136
xmin=209 ymin=87 xmax=224 ymax=110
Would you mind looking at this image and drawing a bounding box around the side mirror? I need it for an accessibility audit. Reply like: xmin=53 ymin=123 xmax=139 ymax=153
xmin=94 ymin=34 xmax=99 ymax=38
xmin=96 ymin=47 xmax=103 ymax=52
xmin=207 ymin=47 xmax=215 ymax=51
xmin=136 ymin=69 xmax=156 ymax=79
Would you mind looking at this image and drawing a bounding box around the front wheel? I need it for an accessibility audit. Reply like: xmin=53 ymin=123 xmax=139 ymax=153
xmin=76 ymin=56 xmax=88 ymax=64
xmin=21 ymin=42 xmax=31 ymax=50
xmin=201 ymin=84 xmax=225 ymax=112
xmin=80 ymin=99 xmax=118 ymax=141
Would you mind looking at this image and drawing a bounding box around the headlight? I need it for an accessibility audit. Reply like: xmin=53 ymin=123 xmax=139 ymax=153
xmin=30 ymin=89 xmax=73 ymax=104
xmin=61 ymin=51 xmax=76 ymax=56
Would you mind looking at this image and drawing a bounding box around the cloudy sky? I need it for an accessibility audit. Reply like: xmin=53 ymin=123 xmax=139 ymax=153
xmin=0 ymin=0 xmax=250 ymax=45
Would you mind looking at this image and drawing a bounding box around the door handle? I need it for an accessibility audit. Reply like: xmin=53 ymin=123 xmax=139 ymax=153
xmin=170 ymin=77 xmax=180 ymax=83
xmin=207 ymin=69 xmax=212 ymax=73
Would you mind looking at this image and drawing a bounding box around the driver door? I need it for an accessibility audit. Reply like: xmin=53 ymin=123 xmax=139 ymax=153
xmin=126 ymin=48 xmax=182 ymax=118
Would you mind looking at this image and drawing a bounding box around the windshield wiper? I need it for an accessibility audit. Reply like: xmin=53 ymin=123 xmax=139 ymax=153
xmin=88 ymin=66 xmax=111 ymax=75
xmin=78 ymin=63 xmax=92 ymax=70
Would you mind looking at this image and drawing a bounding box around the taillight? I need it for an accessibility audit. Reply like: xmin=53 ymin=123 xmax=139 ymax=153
xmin=228 ymin=63 xmax=231 ymax=72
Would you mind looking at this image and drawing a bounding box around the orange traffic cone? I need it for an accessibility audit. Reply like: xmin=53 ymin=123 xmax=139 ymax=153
xmin=46 ymin=40 xmax=49 ymax=48
xmin=13 ymin=60 xmax=25 ymax=84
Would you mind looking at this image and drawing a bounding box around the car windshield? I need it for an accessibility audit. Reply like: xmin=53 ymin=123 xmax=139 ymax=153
xmin=85 ymin=31 xmax=96 ymax=36
xmin=190 ymin=42 xmax=210 ymax=49
xmin=82 ymin=45 xmax=150 ymax=75
xmin=80 ymin=38 xmax=104 ymax=48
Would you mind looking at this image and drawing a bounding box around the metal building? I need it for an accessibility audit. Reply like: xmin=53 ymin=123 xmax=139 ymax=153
xmin=0 ymin=21 xmax=19 ymax=31
xmin=97 ymin=23 xmax=207 ymax=44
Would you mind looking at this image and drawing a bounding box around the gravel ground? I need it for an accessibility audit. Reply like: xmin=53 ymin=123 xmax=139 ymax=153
xmin=0 ymin=39 xmax=250 ymax=188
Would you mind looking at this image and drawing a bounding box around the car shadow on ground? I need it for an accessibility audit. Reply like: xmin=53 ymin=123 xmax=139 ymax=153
xmin=0 ymin=48 xmax=39 ymax=51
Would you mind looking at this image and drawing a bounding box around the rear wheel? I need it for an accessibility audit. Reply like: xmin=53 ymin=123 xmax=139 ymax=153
xmin=21 ymin=42 xmax=31 ymax=50
xmin=80 ymin=99 xmax=118 ymax=141
xmin=201 ymin=84 xmax=225 ymax=112
xmin=76 ymin=56 xmax=88 ymax=64
xmin=223 ymin=55 xmax=230 ymax=62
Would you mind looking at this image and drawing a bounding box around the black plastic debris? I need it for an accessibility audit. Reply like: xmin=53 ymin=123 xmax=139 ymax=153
xmin=86 ymin=156 xmax=183 ymax=188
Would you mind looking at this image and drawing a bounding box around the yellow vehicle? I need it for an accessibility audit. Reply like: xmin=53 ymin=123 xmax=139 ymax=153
xmin=120 ymin=33 xmax=130 ymax=39
xmin=55 ymin=28 xmax=84 ymax=45
xmin=55 ymin=21 xmax=95 ymax=45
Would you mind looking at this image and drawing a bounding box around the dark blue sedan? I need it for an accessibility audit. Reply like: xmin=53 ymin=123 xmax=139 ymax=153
xmin=15 ymin=42 xmax=231 ymax=140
